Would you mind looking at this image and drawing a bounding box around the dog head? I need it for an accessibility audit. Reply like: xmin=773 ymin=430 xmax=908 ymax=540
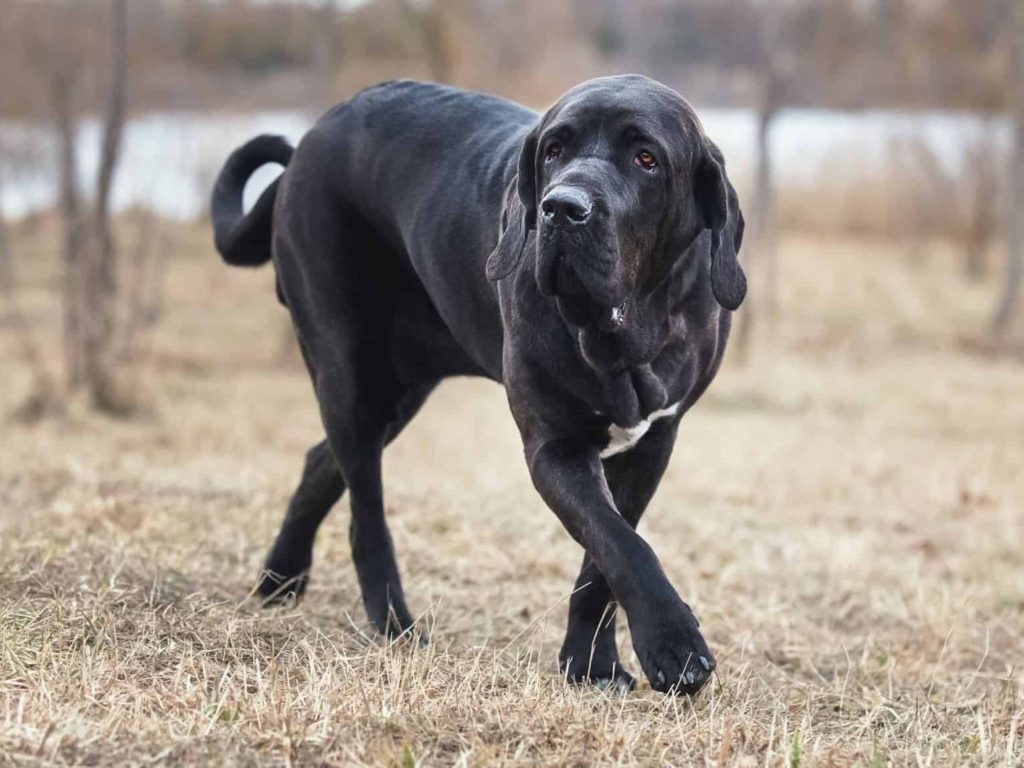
xmin=487 ymin=75 xmax=745 ymax=342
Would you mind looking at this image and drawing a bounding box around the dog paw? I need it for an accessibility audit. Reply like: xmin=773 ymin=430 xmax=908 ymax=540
xmin=254 ymin=567 xmax=309 ymax=606
xmin=630 ymin=604 xmax=715 ymax=696
xmin=365 ymin=593 xmax=427 ymax=645
xmin=559 ymin=630 xmax=635 ymax=692
xmin=560 ymin=653 xmax=636 ymax=692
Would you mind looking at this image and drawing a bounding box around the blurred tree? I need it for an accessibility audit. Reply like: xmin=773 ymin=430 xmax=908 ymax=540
xmin=993 ymin=1 xmax=1024 ymax=338
xmin=82 ymin=0 xmax=129 ymax=411
xmin=313 ymin=0 xmax=343 ymax=97
xmin=17 ymin=0 xmax=143 ymax=412
xmin=962 ymin=124 xmax=1000 ymax=282
xmin=42 ymin=1 xmax=92 ymax=391
xmin=592 ymin=0 xmax=625 ymax=58
xmin=733 ymin=17 xmax=785 ymax=359
xmin=730 ymin=2 xmax=827 ymax=357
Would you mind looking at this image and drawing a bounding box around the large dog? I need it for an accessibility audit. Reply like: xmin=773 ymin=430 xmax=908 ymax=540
xmin=211 ymin=76 xmax=745 ymax=696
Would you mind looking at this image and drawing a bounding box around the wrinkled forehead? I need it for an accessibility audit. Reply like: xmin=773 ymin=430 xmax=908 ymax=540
xmin=544 ymin=77 xmax=705 ymax=152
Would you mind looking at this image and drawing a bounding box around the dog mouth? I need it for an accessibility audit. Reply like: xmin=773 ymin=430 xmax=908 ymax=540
xmin=553 ymin=267 xmax=629 ymax=332
xmin=538 ymin=237 xmax=629 ymax=332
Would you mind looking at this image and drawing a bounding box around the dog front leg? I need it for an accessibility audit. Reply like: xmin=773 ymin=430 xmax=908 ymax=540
xmin=526 ymin=438 xmax=715 ymax=695
xmin=559 ymin=417 xmax=681 ymax=690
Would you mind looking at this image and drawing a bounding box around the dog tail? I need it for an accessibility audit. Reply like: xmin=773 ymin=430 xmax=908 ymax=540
xmin=211 ymin=134 xmax=294 ymax=267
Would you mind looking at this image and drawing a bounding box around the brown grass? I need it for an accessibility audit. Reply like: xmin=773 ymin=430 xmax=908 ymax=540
xmin=1 ymin=221 xmax=1022 ymax=766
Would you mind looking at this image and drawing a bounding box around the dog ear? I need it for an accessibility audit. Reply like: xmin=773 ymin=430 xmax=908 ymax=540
xmin=486 ymin=126 xmax=539 ymax=281
xmin=694 ymin=144 xmax=746 ymax=310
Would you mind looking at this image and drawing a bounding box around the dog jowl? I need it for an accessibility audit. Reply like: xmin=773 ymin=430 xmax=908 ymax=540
xmin=211 ymin=75 xmax=745 ymax=695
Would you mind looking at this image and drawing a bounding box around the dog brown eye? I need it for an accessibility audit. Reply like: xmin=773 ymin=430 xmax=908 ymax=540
xmin=635 ymin=151 xmax=657 ymax=171
xmin=545 ymin=144 xmax=562 ymax=162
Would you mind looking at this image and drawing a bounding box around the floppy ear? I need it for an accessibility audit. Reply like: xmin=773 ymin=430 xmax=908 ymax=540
xmin=694 ymin=146 xmax=746 ymax=310
xmin=485 ymin=126 xmax=539 ymax=281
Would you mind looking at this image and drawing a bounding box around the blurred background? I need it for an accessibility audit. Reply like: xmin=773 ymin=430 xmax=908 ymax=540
xmin=0 ymin=0 xmax=1021 ymax=415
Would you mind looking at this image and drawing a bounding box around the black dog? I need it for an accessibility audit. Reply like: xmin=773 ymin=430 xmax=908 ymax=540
xmin=211 ymin=76 xmax=745 ymax=696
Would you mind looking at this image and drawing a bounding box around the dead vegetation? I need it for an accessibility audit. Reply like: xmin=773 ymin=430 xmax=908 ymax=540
xmin=1 ymin=221 xmax=1022 ymax=766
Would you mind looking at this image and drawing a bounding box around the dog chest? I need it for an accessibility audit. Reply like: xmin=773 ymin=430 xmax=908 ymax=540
xmin=600 ymin=402 xmax=681 ymax=459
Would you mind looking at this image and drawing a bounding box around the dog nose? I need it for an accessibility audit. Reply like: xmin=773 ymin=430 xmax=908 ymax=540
xmin=541 ymin=187 xmax=592 ymax=225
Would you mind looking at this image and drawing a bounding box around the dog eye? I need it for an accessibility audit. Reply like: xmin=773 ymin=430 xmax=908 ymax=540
xmin=545 ymin=144 xmax=562 ymax=162
xmin=634 ymin=151 xmax=657 ymax=171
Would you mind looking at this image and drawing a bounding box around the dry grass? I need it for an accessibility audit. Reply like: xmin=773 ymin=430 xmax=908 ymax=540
xmin=1 ymin=221 xmax=1022 ymax=766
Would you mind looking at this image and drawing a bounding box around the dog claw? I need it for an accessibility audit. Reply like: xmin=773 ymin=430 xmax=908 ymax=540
xmin=592 ymin=675 xmax=633 ymax=694
xmin=656 ymin=670 xmax=666 ymax=687
xmin=699 ymin=655 xmax=711 ymax=671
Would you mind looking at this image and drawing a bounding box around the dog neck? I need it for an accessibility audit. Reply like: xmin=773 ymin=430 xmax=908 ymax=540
xmin=570 ymin=246 xmax=711 ymax=428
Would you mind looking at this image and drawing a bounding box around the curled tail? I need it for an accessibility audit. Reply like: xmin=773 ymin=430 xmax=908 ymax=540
xmin=211 ymin=134 xmax=294 ymax=267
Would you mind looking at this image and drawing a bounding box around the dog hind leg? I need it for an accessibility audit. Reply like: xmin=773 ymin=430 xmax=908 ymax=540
xmin=270 ymin=157 xmax=446 ymax=638
xmin=323 ymin=380 xmax=434 ymax=639
xmin=257 ymin=382 xmax=435 ymax=635
xmin=257 ymin=439 xmax=345 ymax=603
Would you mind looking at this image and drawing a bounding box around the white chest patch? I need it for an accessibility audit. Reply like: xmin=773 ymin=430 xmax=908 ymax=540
xmin=600 ymin=402 xmax=681 ymax=459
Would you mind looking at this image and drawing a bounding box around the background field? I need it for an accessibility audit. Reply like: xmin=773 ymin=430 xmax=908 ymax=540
xmin=1 ymin=221 xmax=1022 ymax=766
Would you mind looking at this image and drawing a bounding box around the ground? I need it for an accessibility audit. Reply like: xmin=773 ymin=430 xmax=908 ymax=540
xmin=1 ymin=221 xmax=1022 ymax=766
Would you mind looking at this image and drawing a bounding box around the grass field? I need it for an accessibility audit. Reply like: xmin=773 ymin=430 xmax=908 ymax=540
xmin=1 ymin=221 xmax=1023 ymax=766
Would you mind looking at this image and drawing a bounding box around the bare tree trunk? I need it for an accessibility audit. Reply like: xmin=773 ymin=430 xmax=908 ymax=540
xmin=95 ymin=0 xmax=127 ymax=240
xmin=83 ymin=0 xmax=128 ymax=410
xmin=964 ymin=154 xmax=995 ymax=281
xmin=993 ymin=4 xmax=1024 ymax=338
xmin=51 ymin=62 xmax=85 ymax=391
xmin=758 ymin=27 xmax=788 ymax=330
xmin=756 ymin=93 xmax=779 ymax=325
xmin=734 ymin=64 xmax=781 ymax=359
xmin=313 ymin=0 xmax=340 ymax=100
xmin=962 ymin=122 xmax=998 ymax=282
